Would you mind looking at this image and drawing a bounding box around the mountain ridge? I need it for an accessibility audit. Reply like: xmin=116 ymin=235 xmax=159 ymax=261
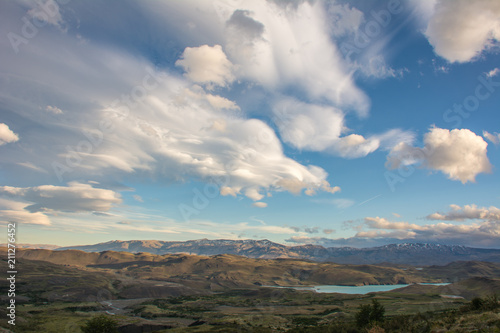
xmin=56 ymin=239 xmax=500 ymax=266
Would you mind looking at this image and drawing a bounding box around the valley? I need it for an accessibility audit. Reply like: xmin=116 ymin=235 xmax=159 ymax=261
xmin=1 ymin=246 xmax=499 ymax=332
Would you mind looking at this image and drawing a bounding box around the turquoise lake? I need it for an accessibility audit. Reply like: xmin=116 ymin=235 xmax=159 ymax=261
xmin=268 ymin=283 xmax=450 ymax=294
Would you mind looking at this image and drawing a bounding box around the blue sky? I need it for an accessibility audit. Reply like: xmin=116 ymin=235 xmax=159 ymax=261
xmin=1 ymin=0 xmax=499 ymax=248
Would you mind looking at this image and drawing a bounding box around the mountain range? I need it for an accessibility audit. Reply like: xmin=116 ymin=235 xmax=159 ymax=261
xmin=56 ymin=239 xmax=500 ymax=266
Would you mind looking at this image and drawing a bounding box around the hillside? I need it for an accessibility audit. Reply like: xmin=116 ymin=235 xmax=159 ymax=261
xmin=389 ymin=276 xmax=500 ymax=299
xmin=57 ymin=239 xmax=500 ymax=265
xmin=6 ymin=248 xmax=432 ymax=288
xmin=5 ymin=248 xmax=500 ymax=293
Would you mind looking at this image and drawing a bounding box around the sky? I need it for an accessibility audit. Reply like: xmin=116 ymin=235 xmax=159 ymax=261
xmin=0 ymin=0 xmax=499 ymax=248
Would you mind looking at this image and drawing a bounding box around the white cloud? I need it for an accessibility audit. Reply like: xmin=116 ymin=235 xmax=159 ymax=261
xmin=17 ymin=162 xmax=47 ymax=173
xmin=426 ymin=204 xmax=500 ymax=221
xmin=0 ymin=182 xmax=122 ymax=213
xmin=303 ymin=205 xmax=500 ymax=247
xmin=410 ymin=0 xmax=438 ymax=26
xmin=483 ymin=130 xmax=500 ymax=145
xmin=45 ymin=105 xmax=63 ymax=114
xmin=364 ymin=217 xmax=425 ymax=230
xmin=272 ymin=97 xmax=412 ymax=158
xmin=0 ymin=23 xmax=342 ymax=202
xmin=0 ymin=123 xmax=19 ymax=146
xmin=0 ymin=197 xmax=51 ymax=225
xmin=272 ymin=98 xmax=345 ymax=151
xmin=224 ymin=1 xmax=370 ymax=114
xmin=424 ymin=0 xmax=500 ymax=62
xmin=386 ymin=127 xmax=492 ymax=183
xmin=252 ymin=202 xmax=267 ymax=208
xmin=355 ymin=56 xmax=407 ymax=79
xmin=353 ymin=220 xmax=500 ymax=248
xmin=245 ymin=188 xmax=264 ymax=201
xmin=486 ymin=68 xmax=500 ymax=78
xmin=205 ymin=93 xmax=240 ymax=110
xmin=176 ymin=85 xmax=240 ymax=111
xmin=175 ymin=45 xmax=235 ymax=88
xmin=220 ymin=186 xmax=238 ymax=197
xmin=325 ymin=3 xmax=364 ymax=37
xmin=0 ymin=209 xmax=51 ymax=225
xmin=25 ymin=0 xmax=65 ymax=30
xmin=355 ymin=229 xmax=417 ymax=239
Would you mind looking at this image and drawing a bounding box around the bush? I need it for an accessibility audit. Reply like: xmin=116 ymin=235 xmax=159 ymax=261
xmin=80 ymin=314 xmax=119 ymax=333
xmin=470 ymin=297 xmax=484 ymax=311
xmin=461 ymin=295 xmax=499 ymax=312
xmin=355 ymin=304 xmax=372 ymax=328
xmin=355 ymin=299 xmax=385 ymax=328
xmin=370 ymin=299 xmax=385 ymax=323
xmin=482 ymin=294 xmax=499 ymax=311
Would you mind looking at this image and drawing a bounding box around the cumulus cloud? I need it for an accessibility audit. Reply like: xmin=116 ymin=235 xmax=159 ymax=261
xmin=245 ymin=188 xmax=264 ymax=201
xmin=175 ymin=45 xmax=235 ymax=88
xmin=0 ymin=123 xmax=19 ymax=146
xmin=386 ymin=127 xmax=492 ymax=183
xmin=424 ymin=0 xmax=500 ymax=62
xmin=252 ymin=202 xmax=267 ymax=208
xmin=348 ymin=207 xmax=500 ymax=247
xmin=426 ymin=204 xmax=500 ymax=221
xmin=287 ymin=203 xmax=500 ymax=248
xmin=364 ymin=217 xmax=425 ymax=230
xmin=289 ymin=205 xmax=500 ymax=248
xmin=0 ymin=182 xmax=122 ymax=213
xmin=356 ymin=220 xmax=500 ymax=247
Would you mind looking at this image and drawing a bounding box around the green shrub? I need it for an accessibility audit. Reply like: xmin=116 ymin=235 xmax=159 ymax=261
xmin=80 ymin=314 xmax=118 ymax=333
xmin=356 ymin=299 xmax=385 ymax=328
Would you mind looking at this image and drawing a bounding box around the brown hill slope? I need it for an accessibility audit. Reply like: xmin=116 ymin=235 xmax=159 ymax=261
xmin=5 ymin=248 xmax=500 ymax=294
xmin=4 ymin=248 xmax=431 ymax=287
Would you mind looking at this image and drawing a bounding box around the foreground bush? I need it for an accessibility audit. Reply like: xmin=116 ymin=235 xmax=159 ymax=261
xmin=80 ymin=314 xmax=119 ymax=333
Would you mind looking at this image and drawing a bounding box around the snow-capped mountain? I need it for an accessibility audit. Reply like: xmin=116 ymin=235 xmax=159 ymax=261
xmin=57 ymin=239 xmax=500 ymax=266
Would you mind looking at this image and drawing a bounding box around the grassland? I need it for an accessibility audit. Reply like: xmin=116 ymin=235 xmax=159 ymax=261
xmin=1 ymin=248 xmax=499 ymax=332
